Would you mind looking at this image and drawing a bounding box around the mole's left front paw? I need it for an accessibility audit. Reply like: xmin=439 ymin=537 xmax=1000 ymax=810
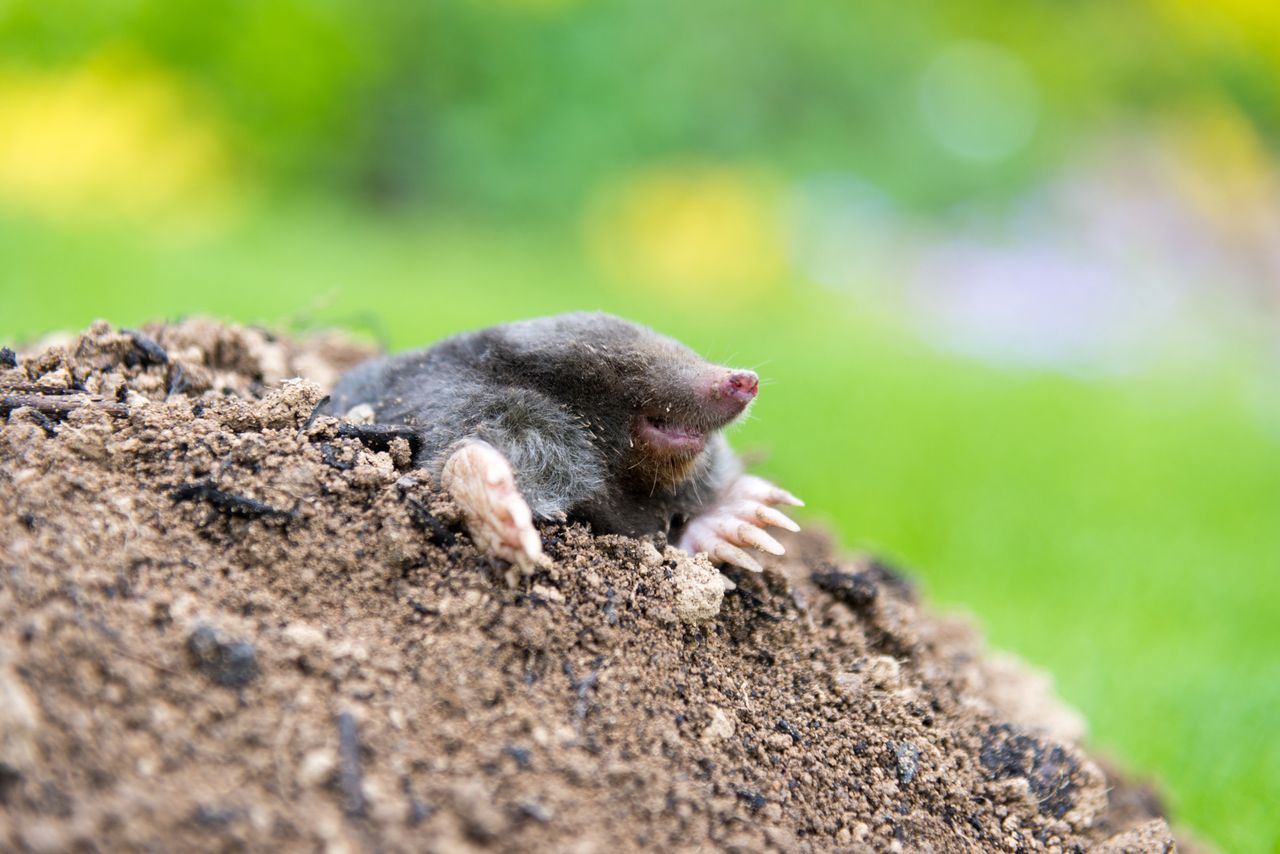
xmin=678 ymin=474 xmax=803 ymax=573
xmin=441 ymin=440 xmax=550 ymax=582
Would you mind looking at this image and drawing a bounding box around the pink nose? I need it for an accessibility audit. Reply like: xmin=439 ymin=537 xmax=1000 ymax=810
xmin=720 ymin=370 xmax=759 ymax=404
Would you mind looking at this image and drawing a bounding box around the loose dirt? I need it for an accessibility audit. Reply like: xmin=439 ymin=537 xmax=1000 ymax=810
xmin=0 ymin=320 xmax=1183 ymax=852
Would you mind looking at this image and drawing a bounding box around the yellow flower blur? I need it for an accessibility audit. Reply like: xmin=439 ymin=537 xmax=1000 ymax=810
xmin=0 ymin=52 xmax=234 ymax=228
xmin=586 ymin=165 xmax=784 ymax=300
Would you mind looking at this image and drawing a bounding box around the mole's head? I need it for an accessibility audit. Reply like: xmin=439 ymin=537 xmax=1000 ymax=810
xmin=486 ymin=312 xmax=757 ymax=488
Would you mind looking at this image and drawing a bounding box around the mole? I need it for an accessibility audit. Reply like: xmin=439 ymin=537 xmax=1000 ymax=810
xmin=326 ymin=312 xmax=801 ymax=579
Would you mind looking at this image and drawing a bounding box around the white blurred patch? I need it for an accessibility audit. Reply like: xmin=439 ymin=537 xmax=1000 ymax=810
xmin=907 ymin=235 xmax=1191 ymax=376
xmin=918 ymin=42 xmax=1040 ymax=163
xmin=785 ymin=129 xmax=1279 ymax=378
xmin=782 ymin=173 xmax=903 ymax=293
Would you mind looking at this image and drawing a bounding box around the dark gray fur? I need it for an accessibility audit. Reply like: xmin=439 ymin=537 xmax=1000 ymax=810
xmin=326 ymin=313 xmax=744 ymax=540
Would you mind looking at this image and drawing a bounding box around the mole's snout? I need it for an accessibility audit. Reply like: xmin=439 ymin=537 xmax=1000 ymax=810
xmin=722 ymin=371 xmax=759 ymax=404
xmin=705 ymin=369 xmax=758 ymax=421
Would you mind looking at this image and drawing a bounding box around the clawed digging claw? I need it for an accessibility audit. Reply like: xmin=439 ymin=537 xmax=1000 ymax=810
xmin=711 ymin=541 xmax=762 ymax=573
xmin=730 ymin=522 xmax=785 ymax=556
xmin=726 ymin=474 xmax=804 ymax=508
xmin=678 ymin=474 xmax=803 ymax=573
xmin=442 ymin=441 xmax=550 ymax=581
xmin=742 ymin=503 xmax=801 ymax=533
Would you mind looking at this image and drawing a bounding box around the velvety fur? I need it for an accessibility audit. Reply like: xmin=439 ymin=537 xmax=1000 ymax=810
xmin=326 ymin=313 xmax=744 ymax=541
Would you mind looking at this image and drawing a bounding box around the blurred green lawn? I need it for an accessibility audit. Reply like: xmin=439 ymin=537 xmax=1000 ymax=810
xmin=2 ymin=211 xmax=1277 ymax=853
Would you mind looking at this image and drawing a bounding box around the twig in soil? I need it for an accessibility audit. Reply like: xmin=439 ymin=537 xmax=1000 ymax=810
xmin=274 ymin=710 xmax=297 ymax=804
xmin=0 ymin=383 xmax=80 ymax=395
xmin=124 ymin=328 xmax=169 ymax=366
xmin=401 ymin=493 xmax=456 ymax=548
xmin=27 ymin=410 xmax=57 ymax=436
xmin=301 ymin=394 xmax=331 ymax=430
xmin=402 ymin=776 xmax=433 ymax=826
xmin=106 ymin=641 xmax=182 ymax=676
xmin=166 ymin=363 xmax=190 ymax=398
xmin=335 ymin=422 xmax=422 ymax=455
xmin=563 ymin=655 xmax=605 ymax=724
xmin=81 ymin=615 xmax=181 ymax=675
xmin=0 ymin=392 xmax=129 ymax=418
xmin=317 ymin=443 xmax=356 ymax=471
xmin=172 ymin=479 xmax=294 ymax=520
xmin=336 ymin=711 xmax=367 ymax=818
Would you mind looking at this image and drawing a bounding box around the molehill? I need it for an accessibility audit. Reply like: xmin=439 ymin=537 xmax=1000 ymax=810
xmin=0 ymin=320 xmax=1181 ymax=852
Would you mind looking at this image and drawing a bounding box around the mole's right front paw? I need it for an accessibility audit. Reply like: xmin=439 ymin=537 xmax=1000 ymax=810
xmin=441 ymin=441 xmax=550 ymax=582
xmin=678 ymin=474 xmax=803 ymax=573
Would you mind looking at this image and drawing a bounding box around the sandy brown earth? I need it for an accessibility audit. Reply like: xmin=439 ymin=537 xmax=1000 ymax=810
xmin=0 ymin=320 xmax=1182 ymax=852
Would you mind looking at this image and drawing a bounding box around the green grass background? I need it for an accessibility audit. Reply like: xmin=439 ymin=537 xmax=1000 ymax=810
xmin=2 ymin=210 xmax=1276 ymax=852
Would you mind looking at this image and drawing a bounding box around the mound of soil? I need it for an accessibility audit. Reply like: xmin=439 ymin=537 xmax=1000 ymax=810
xmin=0 ymin=320 xmax=1180 ymax=852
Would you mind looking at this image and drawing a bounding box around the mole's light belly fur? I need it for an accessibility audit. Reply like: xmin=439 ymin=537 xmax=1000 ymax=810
xmin=326 ymin=312 xmax=801 ymax=576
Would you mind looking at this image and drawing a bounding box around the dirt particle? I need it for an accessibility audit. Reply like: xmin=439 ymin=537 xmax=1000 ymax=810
xmin=0 ymin=662 xmax=39 ymax=782
xmin=531 ymin=584 xmax=565 ymax=605
xmin=451 ymin=780 xmax=507 ymax=841
xmin=387 ymin=436 xmax=413 ymax=468
xmin=336 ymin=421 xmax=421 ymax=456
xmin=979 ymin=723 xmax=1090 ymax=820
xmin=701 ymin=707 xmax=736 ymax=742
xmin=515 ymin=800 xmax=553 ymax=823
xmin=298 ymin=749 xmax=338 ymax=789
xmin=17 ymin=819 xmax=69 ymax=854
xmin=811 ymin=563 xmax=879 ymax=608
xmin=343 ymin=402 xmax=375 ymax=424
xmin=766 ymin=732 xmax=795 ymax=752
xmin=186 ymin=623 xmax=258 ymax=688
xmin=736 ymin=788 xmax=768 ymax=812
xmin=670 ymin=553 xmax=727 ymax=622
xmin=894 ymin=742 xmax=921 ymax=787
xmin=865 ymin=655 xmax=903 ymax=689
xmin=189 ymin=803 xmax=244 ymax=830
xmin=775 ymin=717 xmax=804 ymax=745
xmin=564 ymin=656 xmax=604 ymax=725
xmin=255 ymin=377 xmax=323 ymax=429
xmin=282 ymin=621 xmax=327 ymax=652
xmin=1094 ymin=818 xmax=1177 ymax=853
xmin=502 ymin=745 xmax=533 ymax=770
